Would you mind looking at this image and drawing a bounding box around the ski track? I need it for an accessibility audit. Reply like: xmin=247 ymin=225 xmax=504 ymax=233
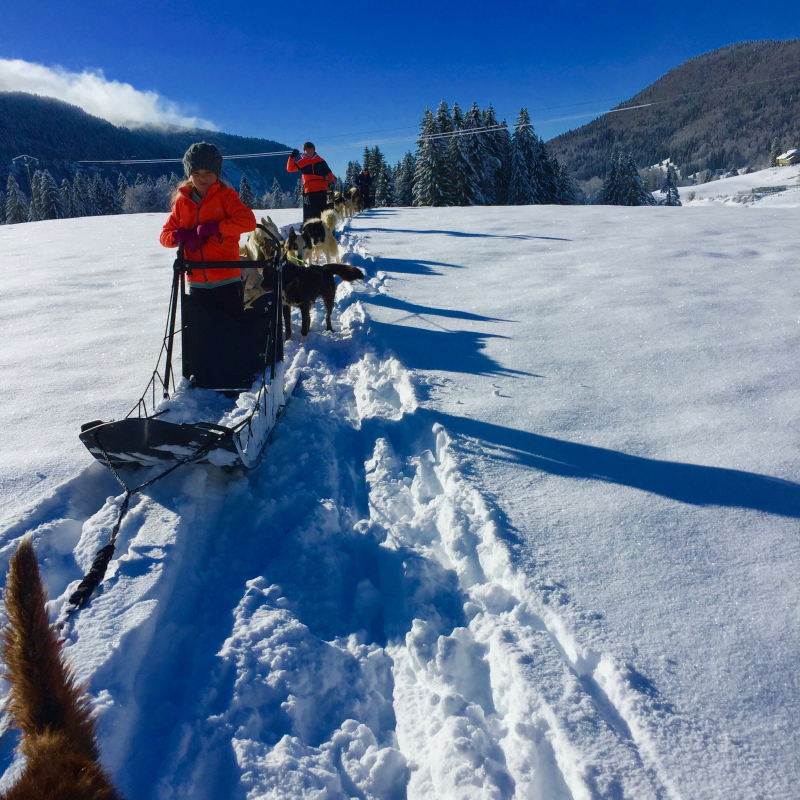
xmin=0 ymin=223 xmax=690 ymax=800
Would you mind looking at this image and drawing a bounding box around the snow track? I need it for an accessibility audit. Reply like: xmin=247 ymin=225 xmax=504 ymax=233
xmin=0 ymin=224 xmax=700 ymax=799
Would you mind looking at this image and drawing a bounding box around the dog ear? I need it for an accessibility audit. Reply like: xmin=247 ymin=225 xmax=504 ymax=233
xmin=261 ymin=217 xmax=267 ymax=225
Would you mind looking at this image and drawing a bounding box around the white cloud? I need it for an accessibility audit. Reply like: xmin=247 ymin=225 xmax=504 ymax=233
xmin=0 ymin=58 xmax=217 ymax=130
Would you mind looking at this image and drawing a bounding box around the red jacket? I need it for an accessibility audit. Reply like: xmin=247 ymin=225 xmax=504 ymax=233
xmin=160 ymin=182 xmax=256 ymax=284
xmin=287 ymin=153 xmax=335 ymax=194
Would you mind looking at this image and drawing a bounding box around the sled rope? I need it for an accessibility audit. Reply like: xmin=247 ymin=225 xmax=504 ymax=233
xmin=60 ymin=437 xmax=219 ymax=626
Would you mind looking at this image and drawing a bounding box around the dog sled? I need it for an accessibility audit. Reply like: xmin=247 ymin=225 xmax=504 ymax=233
xmin=80 ymin=229 xmax=287 ymax=472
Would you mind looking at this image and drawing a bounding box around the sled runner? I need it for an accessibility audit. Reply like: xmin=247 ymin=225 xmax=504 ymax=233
xmin=80 ymin=233 xmax=286 ymax=472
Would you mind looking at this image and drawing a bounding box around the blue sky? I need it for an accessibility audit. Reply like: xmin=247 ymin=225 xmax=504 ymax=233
xmin=1 ymin=0 xmax=798 ymax=175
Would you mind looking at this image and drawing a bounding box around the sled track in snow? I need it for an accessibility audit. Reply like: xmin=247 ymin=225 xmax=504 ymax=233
xmin=0 ymin=225 xmax=688 ymax=799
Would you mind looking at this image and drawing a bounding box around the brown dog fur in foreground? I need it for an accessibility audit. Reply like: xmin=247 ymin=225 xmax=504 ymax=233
xmin=0 ymin=538 xmax=122 ymax=799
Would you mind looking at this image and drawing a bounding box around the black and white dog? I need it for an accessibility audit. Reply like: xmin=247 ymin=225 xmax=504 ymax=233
xmin=283 ymin=209 xmax=339 ymax=265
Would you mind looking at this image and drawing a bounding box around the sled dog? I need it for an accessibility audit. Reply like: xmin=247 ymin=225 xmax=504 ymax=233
xmin=283 ymin=209 xmax=339 ymax=265
xmin=332 ymin=191 xmax=347 ymax=219
xmin=282 ymin=261 xmax=364 ymax=338
xmin=239 ymin=216 xmax=284 ymax=307
xmin=0 ymin=538 xmax=122 ymax=799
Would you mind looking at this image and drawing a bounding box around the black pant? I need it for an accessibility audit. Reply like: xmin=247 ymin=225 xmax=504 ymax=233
xmin=303 ymin=190 xmax=329 ymax=221
xmin=189 ymin=281 xmax=243 ymax=317
xmin=359 ymin=186 xmax=371 ymax=209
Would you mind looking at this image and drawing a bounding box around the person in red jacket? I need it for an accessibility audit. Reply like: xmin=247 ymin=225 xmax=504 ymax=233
xmin=160 ymin=142 xmax=256 ymax=315
xmin=286 ymin=142 xmax=335 ymax=221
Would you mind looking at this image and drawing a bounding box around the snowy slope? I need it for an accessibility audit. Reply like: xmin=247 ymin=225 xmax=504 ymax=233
xmin=0 ymin=204 xmax=798 ymax=799
xmin=673 ymin=163 xmax=800 ymax=205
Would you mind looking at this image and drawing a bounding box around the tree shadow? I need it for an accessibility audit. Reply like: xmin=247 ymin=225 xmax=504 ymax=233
xmin=359 ymin=293 xmax=512 ymax=323
xmin=429 ymin=411 xmax=800 ymax=518
xmin=355 ymin=227 xmax=571 ymax=242
xmin=367 ymin=319 xmax=536 ymax=377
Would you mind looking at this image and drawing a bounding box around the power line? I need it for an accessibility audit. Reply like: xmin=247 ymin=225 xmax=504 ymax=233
xmin=73 ymin=69 xmax=800 ymax=167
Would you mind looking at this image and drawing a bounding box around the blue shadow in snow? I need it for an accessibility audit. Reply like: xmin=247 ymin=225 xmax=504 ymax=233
xmin=360 ymin=292 xmax=511 ymax=324
xmin=367 ymin=319 xmax=536 ymax=378
xmin=372 ymin=256 xmax=464 ymax=275
xmin=356 ymin=227 xmax=571 ymax=242
xmin=433 ymin=411 xmax=800 ymax=518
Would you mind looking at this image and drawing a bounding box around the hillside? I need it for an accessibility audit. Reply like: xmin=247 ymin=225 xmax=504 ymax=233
xmin=0 ymin=92 xmax=295 ymax=193
xmin=548 ymin=39 xmax=800 ymax=182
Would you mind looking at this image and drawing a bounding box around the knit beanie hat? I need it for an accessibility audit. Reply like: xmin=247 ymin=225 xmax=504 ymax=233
xmin=183 ymin=142 xmax=223 ymax=178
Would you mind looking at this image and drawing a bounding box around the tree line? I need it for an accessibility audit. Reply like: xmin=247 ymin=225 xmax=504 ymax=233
xmin=0 ymin=168 xmax=301 ymax=224
xmin=338 ymin=102 xmax=581 ymax=208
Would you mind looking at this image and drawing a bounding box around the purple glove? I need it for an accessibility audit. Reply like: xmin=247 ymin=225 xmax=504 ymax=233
xmin=196 ymin=221 xmax=221 ymax=243
xmin=174 ymin=226 xmax=201 ymax=252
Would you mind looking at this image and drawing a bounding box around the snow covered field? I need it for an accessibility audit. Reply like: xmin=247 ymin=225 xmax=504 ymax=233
xmin=673 ymin=163 xmax=800 ymax=206
xmin=0 ymin=202 xmax=798 ymax=799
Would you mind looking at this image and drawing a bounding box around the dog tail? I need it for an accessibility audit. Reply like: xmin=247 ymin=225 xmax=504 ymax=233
xmin=325 ymin=263 xmax=364 ymax=282
xmin=321 ymin=209 xmax=339 ymax=231
xmin=2 ymin=538 xmax=100 ymax=761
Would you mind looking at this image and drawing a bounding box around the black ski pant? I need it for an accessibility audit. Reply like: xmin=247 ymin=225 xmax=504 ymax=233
xmin=189 ymin=281 xmax=243 ymax=317
xmin=359 ymin=186 xmax=370 ymax=209
xmin=303 ymin=190 xmax=329 ymax=221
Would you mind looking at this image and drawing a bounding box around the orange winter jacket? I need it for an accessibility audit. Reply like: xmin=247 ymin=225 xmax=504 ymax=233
xmin=160 ymin=182 xmax=256 ymax=284
xmin=286 ymin=153 xmax=335 ymax=194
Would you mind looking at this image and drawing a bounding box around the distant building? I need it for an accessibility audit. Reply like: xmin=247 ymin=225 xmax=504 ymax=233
xmin=776 ymin=149 xmax=800 ymax=166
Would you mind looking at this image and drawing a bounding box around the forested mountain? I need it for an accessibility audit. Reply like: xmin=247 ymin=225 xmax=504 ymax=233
xmin=0 ymin=92 xmax=294 ymax=193
xmin=547 ymin=39 xmax=800 ymax=182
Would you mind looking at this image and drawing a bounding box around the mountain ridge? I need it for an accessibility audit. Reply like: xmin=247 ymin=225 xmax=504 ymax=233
xmin=547 ymin=39 xmax=800 ymax=182
xmin=0 ymin=92 xmax=295 ymax=193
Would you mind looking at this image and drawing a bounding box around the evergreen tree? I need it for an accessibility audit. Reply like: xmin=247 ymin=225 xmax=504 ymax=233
xmin=60 ymin=179 xmax=73 ymax=218
xmin=435 ymin=101 xmax=456 ymax=204
xmin=660 ymin=164 xmax=682 ymax=206
xmin=598 ymin=155 xmax=623 ymax=205
xmin=268 ymin=177 xmax=282 ymax=208
xmin=0 ymin=189 xmax=5 ymax=223
xmin=554 ymin=158 xmax=580 ymax=205
xmin=103 ymin=177 xmax=123 ymax=214
xmin=480 ymin=104 xmax=504 ymax=204
xmin=71 ymin=172 xmax=90 ymax=217
xmin=362 ymin=147 xmax=373 ymax=177
xmin=449 ymin=102 xmax=484 ymax=206
xmin=494 ymin=120 xmax=513 ymax=205
xmin=511 ymin=109 xmax=540 ymax=203
xmin=345 ymin=161 xmax=361 ymax=189
xmin=293 ymin=178 xmax=303 ymax=208
xmin=396 ymin=152 xmax=416 ymax=206
xmin=87 ymin=174 xmax=104 ymax=216
xmin=239 ymin=175 xmax=256 ymax=208
xmin=117 ymin=172 xmax=129 ymax=204
xmin=5 ymin=174 xmax=28 ymax=224
xmin=769 ymin=136 xmax=782 ymax=166
xmin=37 ymin=170 xmax=63 ymax=219
xmin=413 ymin=108 xmax=450 ymax=207
xmin=463 ymin=103 xmax=489 ymax=205
xmin=168 ymin=172 xmax=180 ymax=198
xmin=623 ymin=154 xmax=656 ymax=205
xmin=134 ymin=173 xmax=145 ymax=186
xmin=600 ymin=154 xmax=656 ymax=206
xmin=531 ymin=137 xmax=560 ymax=204
xmin=508 ymin=110 xmax=538 ymax=204
xmin=28 ymin=170 xmax=43 ymax=222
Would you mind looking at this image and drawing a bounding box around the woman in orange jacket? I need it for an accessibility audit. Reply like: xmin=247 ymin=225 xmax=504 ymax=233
xmin=160 ymin=142 xmax=256 ymax=315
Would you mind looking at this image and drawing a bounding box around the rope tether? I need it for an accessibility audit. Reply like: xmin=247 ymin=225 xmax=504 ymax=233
xmin=60 ymin=434 xmax=220 ymax=627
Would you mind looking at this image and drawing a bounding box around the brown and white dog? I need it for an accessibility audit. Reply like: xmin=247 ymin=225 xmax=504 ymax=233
xmin=239 ymin=216 xmax=284 ymax=307
xmin=283 ymin=209 xmax=339 ymax=265
xmin=332 ymin=191 xmax=347 ymax=220
xmin=282 ymin=260 xmax=364 ymax=338
xmin=0 ymin=538 xmax=122 ymax=799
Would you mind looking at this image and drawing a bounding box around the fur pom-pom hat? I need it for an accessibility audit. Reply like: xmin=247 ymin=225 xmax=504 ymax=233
xmin=183 ymin=142 xmax=223 ymax=178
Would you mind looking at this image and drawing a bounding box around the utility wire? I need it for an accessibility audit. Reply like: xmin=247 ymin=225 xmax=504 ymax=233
xmin=75 ymin=69 xmax=800 ymax=166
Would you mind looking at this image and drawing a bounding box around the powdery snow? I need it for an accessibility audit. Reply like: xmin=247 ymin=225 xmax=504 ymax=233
xmin=0 ymin=203 xmax=797 ymax=799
